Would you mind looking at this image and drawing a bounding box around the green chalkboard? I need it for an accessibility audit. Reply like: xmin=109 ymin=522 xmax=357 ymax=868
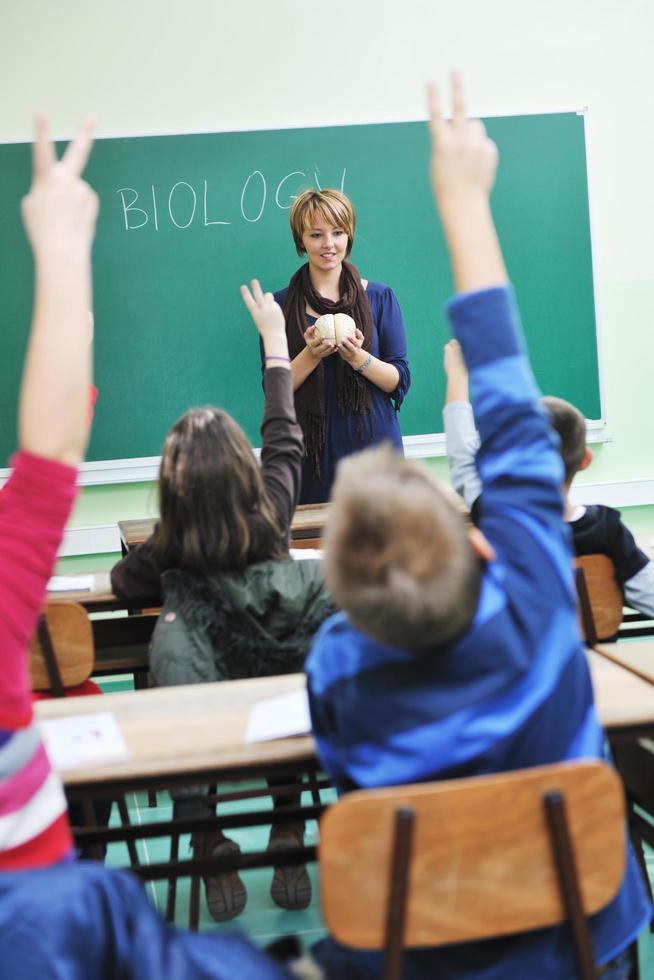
xmin=0 ymin=112 xmax=599 ymax=468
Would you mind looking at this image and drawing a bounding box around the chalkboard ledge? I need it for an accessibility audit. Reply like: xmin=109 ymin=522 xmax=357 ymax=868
xmin=0 ymin=423 xmax=607 ymax=488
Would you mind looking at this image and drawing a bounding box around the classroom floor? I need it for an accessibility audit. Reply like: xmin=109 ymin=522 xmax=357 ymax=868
xmin=98 ymin=676 xmax=654 ymax=973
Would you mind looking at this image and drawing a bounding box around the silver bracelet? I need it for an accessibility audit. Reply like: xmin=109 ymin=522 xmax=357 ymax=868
xmin=355 ymin=353 xmax=373 ymax=374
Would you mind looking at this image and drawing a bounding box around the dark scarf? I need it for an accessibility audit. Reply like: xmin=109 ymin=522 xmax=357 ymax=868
xmin=283 ymin=261 xmax=373 ymax=477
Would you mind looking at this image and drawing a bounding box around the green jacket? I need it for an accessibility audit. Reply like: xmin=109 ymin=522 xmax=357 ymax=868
xmin=150 ymin=558 xmax=335 ymax=688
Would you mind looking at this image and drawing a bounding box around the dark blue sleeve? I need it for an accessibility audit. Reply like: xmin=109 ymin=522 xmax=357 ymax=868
xmin=373 ymin=286 xmax=411 ymax=410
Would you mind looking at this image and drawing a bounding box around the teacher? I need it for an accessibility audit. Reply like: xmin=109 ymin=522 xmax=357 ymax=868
xmin=275 ymin=189 xmax=411 ymax=504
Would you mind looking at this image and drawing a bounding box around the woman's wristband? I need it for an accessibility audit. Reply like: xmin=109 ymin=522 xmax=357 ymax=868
xmin=265 ymin=355 xmax=291 ymax=364
xmin=355 ymin=353 xmax=373 ymax=374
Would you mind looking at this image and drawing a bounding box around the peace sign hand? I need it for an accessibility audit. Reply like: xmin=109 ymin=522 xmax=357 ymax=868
xmin=21 ymin=115 xmax=98 ymax=263
xmin=427 ymin=72 xmax=498 ymax=211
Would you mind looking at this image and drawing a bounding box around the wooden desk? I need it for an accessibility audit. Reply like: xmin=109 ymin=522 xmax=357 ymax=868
xmin=594 ymin=640 xmax=654 ymax=688
xmin=46 ymin=571 xmax=122 ymax=612
xmin=118 ymin=502 xmax=330 ymax=556
xmin=587 ymin=648 xmax=654 ymax=736
xmin=35 ymin=656 xmax=654 ymax=790
xmin=35 ymin=672 xmax=314 ymax=791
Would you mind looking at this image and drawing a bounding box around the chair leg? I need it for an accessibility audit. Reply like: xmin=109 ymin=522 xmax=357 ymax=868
xmin=628 ymin=939 xmax=641 ymax=980
xmin=166 ymin=832 xmax=180 ymax=922
xmin=382 ymin=807 xmax=415 ymax=980
xmin=189 ymin=872 xmax=201 ymax=931
xmin=81 ymin=796 xmax=105 ymax=863
xmin=116 ymin=796 xmax=140 ymax=867
xmin=544 ymin=790 xmax=597 ymax=980
xmin=147 ymin=791 xmax=158 ymax=808
xmin=308 ymin=769 xmax=322 ymax=806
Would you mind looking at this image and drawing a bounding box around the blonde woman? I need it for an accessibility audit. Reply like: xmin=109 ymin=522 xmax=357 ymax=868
xmin=276 ymin=189 xmax=411 ymax=503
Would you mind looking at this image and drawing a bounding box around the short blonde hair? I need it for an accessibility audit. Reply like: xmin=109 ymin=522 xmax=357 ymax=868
xmin=324 ymin=445 xmax=482 ymax=653
xmin=289 ymin=189 xmax=355 ymax=257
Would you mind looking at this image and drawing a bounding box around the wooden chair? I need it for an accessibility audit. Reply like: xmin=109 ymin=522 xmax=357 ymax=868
xmin=575 ymin=554 xmax=624 ymax=646
xmin=30 ymin=601 xmax=101 ymax=698
xmin=29 ymin=601 xmax=139 ymax=866
xmin=319 ymin=760 xmax=631 ymax=980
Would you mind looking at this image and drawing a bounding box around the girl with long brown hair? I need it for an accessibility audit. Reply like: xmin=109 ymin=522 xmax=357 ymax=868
xmin=111 ymin=282 xmax=333 ymax=923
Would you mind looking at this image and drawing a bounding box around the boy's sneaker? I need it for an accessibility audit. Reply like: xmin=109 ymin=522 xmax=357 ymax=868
xmin=267 ymin=823 xmax=312 ymax=910
xmin=191 ymin=830 xmax=247 ymax=922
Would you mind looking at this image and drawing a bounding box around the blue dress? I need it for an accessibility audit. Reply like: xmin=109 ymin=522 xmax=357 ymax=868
xmin=274 ymin=281 xmax=411 ymax=504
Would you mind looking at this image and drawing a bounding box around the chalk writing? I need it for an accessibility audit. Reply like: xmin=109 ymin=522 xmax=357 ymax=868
xmin=115 ymin=168 xmax=347 ymax=231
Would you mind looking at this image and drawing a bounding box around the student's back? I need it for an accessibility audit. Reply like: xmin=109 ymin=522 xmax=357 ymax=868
xmin=306 ymin=78 xmax=651 ymax=979
xmin=444 ymin=355 xmax=654 ymax=620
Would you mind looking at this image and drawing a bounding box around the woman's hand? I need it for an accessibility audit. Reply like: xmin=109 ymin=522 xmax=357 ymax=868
xmin=304 ymin=324 xmax=336 ymax=360
xmin=337 ymin=328 xmax=364 ymax=366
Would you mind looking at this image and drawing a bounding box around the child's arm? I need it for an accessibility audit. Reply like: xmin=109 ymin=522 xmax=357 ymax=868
xmin=442 ymin=339 xmax=482 ymax=509
xmin=0 ymin=118 xmax=96 ymax=725
xmin=241 ymin=279 xmax=304 ymax=532
xmin=624 ymin=562 xmax=654 ymax=618
xmin=428 ymin=77 xmax=564 ymax=536
xmin=19 ymin=117 xmax=97 ymax=466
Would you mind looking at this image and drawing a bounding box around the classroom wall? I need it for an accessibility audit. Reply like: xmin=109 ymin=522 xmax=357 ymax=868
xmin=2 ymin=0 xmax=654 ymax=561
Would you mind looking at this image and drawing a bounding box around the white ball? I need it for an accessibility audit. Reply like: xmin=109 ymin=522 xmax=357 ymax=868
xmin=314 ymin=313 xmax=356 ymax=344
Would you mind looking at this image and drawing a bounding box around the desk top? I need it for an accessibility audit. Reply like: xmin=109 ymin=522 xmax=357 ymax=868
xmin=587 ymin=648 xmax=654 ymax=729
xmin=118 ymin=502 xmax=330 ymax=551
xmin=594 ymin=640 xmax=654 ymax=687
xmin=34 ymin=653 xmax=654 ymax=789
xmin=45 ymin=571 xmax=124 ymax=612
xmin=35 ymin=672 xmax=314 ymax=786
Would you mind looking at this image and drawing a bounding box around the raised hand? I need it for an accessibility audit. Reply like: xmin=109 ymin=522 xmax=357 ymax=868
xmin=21 ymin=115 xmax=98 ymax=263
xmin=240 ymin=279 xmax=286 ymax=339
xmin=18 ymin=115 xmax=99 ymax=465
xmin=240 ymin=279 xmax=291 ymax=366
xmin=427 ymin=73 xmax=506 ymax=294
xmin=427 ymin=73 xmax=498 ymax=212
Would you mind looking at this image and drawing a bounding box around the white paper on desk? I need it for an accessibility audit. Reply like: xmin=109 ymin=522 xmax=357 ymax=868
xmin=47 ymin=574 xmax=94 ymax=593
xmin=289 ymin=549 xmax=323 ymax=561
xmin=38 ymin=711 xmax=130 ymax=771
xmin=245 ymin=689 xmax=311 ymax=743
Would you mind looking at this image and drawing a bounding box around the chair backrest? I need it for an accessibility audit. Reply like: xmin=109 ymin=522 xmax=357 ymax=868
xmin=575 ymin=554 xmax=624 ymax=644
xmin=319 ymin=760 xmax=625 ymax=950
xmin=29 ymin=601 xmax=95 ymax=691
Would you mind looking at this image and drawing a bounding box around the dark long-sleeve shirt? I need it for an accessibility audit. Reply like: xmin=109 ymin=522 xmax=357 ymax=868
xmin=111 ymin=367 xmax=303 ymax=602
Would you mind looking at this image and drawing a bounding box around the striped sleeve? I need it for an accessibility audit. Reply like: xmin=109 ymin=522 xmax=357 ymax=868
xmin=0 ymin=451 xmax=78 ymax=869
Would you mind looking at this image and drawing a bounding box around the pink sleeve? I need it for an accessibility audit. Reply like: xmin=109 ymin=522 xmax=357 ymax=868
xmin=0 ymin=452 xmax=78 ymax=728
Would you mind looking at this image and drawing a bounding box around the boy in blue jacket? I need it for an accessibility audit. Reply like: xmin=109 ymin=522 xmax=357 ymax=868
xmin=306 ymin=75 xmax=651 ymax=979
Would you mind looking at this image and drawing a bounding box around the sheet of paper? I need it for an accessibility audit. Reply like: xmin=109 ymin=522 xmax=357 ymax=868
xmin=38 ymin=711 xmax=130 ymax=771
xmin=47 ymin=574 xmax=94 ymax=593
xmin=290 ymin=549 xmax=323 ymax=561
xmin=245 ymin=688 xmax=311 ymax=743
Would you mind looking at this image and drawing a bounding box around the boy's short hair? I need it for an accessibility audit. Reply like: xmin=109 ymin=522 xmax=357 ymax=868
xmin=289 ymin=189 xmax=355 ymax=257
xmin=541 ymin=395 xmax=587 ymax=483
xmin=324 ymin=445 xmax=482 ymax=653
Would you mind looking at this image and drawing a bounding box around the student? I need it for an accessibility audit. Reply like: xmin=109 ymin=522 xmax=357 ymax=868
xmin=443 ymin=337 xmax=654 ymax=618
xmin=0 ymin=115 xmax=303 ymax=980
xmin=111 ymin=283 xmax=334 ymax=922
xmin=305 ymin=76 xmax=651 ymax=979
